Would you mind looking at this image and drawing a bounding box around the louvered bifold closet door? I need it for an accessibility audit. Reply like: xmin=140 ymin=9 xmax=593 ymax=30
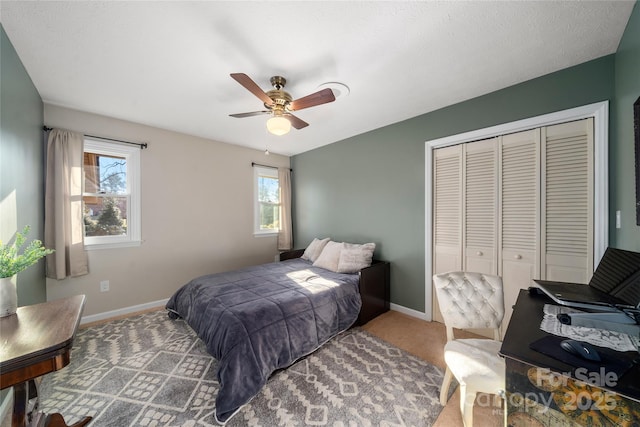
xmin=432 ymin=144 xmax=462 ymax=323
xmin=464 ymin=138 xmax=498 ymax=274
xmin=500 ymin=129 xmax=540 ymax=332
xmin=542 ymin=118 xmax=594 ymax=283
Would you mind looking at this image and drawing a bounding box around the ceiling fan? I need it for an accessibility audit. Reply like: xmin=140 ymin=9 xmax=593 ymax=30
xmin=229 ymin=73 xmax=336 ymax=135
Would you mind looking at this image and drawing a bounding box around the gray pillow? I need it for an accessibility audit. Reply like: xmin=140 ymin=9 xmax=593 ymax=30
xmin=337 ymin=242 xmax=376 ymax=273
xmin=313 ymin=241 xmax=344 ymax=272
xmin=301 ymin=237 xmax=330 ymax=262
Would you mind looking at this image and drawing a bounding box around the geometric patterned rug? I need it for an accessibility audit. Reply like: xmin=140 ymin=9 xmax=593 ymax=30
xmin=40 ymin=309 xmax=451 ymax=426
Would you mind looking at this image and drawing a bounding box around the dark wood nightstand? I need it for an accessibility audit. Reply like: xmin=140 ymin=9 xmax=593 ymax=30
xmin=356 ymin=260 xmax=390 ymax=326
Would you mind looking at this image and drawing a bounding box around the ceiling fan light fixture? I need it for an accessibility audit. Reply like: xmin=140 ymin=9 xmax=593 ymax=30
xmin=266 ymin=115 xmax=291 ymax=136
xmin=230 ymin=73 xmax=333 ymax=133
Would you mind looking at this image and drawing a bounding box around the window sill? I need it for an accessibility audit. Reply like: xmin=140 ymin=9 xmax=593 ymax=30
xmin=253 ymin=232 xmax=278 ymax=238
xmin=85 ymin=240 xmax=142 ymax=250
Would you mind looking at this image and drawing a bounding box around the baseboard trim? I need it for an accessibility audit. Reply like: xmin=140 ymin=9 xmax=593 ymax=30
xmin=389 ymin=303 xmax=428 ymax=321
xmin=81 ymin=298 xmax=169 ymax=325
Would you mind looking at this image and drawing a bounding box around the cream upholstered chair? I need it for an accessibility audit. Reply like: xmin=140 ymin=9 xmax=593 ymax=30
xmin=433 ymin=271 xmax=506 ymax=427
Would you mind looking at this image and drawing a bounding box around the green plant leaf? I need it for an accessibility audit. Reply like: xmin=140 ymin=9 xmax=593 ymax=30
xmin=0 ymin=225 xmax=54 ymax=278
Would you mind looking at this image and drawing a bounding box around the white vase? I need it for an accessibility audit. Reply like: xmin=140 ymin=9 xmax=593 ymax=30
xmin=0 ymin=276 xmax=18 ymax=317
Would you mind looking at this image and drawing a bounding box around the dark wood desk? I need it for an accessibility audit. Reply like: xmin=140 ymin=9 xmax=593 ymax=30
xmin=0 ymin=295 xmax=91 ymax=427
xmin=500 ymin=289 xmax=640 ymax=426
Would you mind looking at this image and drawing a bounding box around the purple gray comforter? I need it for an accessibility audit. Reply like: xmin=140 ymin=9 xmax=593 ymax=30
xmin=165 ymin=258 xmax=362 ymax=424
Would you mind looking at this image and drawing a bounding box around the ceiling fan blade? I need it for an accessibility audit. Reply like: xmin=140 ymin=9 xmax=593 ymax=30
xmin=289 ymin=88 xmax=335 ymax=111
xmin=230 ymin=110 xmax=271 ymax=118
xmin=285 ymin=113 xmax=309 ymax=130
xmin=230 ymin=73 xmax=274 ymax=107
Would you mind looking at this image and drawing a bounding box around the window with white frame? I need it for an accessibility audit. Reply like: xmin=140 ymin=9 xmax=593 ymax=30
xmin=254 ymin=166 xmax=280 ymax=235
xmin=82 ymin=138 xmax=141 ymax=248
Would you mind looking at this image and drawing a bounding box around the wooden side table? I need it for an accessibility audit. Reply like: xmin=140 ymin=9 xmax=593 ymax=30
xmin=0 ymin=295 xmax=92 ymax=427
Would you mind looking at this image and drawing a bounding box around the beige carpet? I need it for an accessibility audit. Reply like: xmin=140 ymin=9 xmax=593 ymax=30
xmin=362 ymin=310 xmax=504 ymax=427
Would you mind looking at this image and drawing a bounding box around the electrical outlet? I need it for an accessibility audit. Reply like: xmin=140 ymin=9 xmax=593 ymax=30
xmin=616 ymin=210 xmax=621 ymax=229
xmin=100 ymin=280 xmax=110 ymax=292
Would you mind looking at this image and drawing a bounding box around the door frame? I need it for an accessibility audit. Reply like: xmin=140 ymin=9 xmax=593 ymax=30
xmin=424 ymin=101 xmax=609 ymax=321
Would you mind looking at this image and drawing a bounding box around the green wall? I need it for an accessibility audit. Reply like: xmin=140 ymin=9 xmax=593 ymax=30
xmin=613 ymin=2 xmax=640 ymax=252
xmin=292 ymin=51 xmax=622 ymax=313
xmin=0 ymin=25 xmax=46 ymax=305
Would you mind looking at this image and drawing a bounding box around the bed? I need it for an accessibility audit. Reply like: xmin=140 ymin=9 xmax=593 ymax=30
xmin=166 ymin=246 xmax=389 ymax=424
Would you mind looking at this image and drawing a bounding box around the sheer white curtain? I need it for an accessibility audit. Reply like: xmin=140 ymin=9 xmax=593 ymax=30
xmin=277 ymin=167 xmax=293 ymax=251
xmin=45 ymin=129 xmax=89 ymax=279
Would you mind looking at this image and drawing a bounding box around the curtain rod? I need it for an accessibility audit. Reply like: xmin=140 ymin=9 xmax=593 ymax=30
xmin=251 ymin=162 xmax=292 ymax=172
xmin=43 ymin=126 xmax=148 ymax=149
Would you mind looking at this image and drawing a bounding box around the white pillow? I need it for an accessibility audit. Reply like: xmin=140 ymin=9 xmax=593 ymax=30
xmin=337 ymin=242 xmax=376 ymax=273
xmin=313 ymin=241 xmax=344 ymax=272
xmin=301 ymin=237 xmax=330 ymax=262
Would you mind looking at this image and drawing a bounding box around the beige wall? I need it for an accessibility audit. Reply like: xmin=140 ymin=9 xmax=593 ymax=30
xmin=44 ymin=104 xmax=290 ymax=317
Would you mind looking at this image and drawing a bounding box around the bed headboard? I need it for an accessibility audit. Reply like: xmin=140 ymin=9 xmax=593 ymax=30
xmin=279 ymin=249 xmax=305 ymax=261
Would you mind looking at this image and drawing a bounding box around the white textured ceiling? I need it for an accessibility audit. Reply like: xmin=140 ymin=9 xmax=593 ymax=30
xmin=1 ymin=1 xmax=634 ymax=156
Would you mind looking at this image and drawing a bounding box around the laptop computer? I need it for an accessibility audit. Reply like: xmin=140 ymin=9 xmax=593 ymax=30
xmin=534 ymin=247 xmax=640 ymax=311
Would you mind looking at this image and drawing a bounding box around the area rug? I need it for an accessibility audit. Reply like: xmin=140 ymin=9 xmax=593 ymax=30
xmin=40 ymin=309 xmax=450 ymax=426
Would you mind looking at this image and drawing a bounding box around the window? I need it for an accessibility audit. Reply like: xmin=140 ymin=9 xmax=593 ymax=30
xmin=254 ymin=166 xmax=280 ymax=235
xmin=83 ymin=139 xmax=141 ymax=248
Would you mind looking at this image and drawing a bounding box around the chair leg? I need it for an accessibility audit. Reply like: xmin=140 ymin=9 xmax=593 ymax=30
xmin=500 ymin=392 xmax=507 ymax=427
xmin=439 ymin=367 xmax=453 ymax=405
xmin=459 ymin=385 xmax=476 ymax=427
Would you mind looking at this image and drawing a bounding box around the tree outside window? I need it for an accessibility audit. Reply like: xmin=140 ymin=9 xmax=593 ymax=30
xmin=258 ymin=174 xmax=280 ymax=231
xmin=254 ymin=166 xmax=280 ymax=235
xmin=83 ymin=153 xmax=128 ymax=237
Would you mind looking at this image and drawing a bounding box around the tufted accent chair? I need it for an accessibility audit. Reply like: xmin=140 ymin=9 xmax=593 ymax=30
xmin=433 ymin=271 xmax=506 ymax=427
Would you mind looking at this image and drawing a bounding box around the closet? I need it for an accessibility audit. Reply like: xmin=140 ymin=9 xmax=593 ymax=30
xmin=432 ymin=118 xmax=594 ymax=331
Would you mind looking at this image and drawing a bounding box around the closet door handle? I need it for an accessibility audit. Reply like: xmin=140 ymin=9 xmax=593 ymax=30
xmin=514 ymin=254 xmax=522 ymax=260
xmin=476 ymin=251 xmax=483 ymax=256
